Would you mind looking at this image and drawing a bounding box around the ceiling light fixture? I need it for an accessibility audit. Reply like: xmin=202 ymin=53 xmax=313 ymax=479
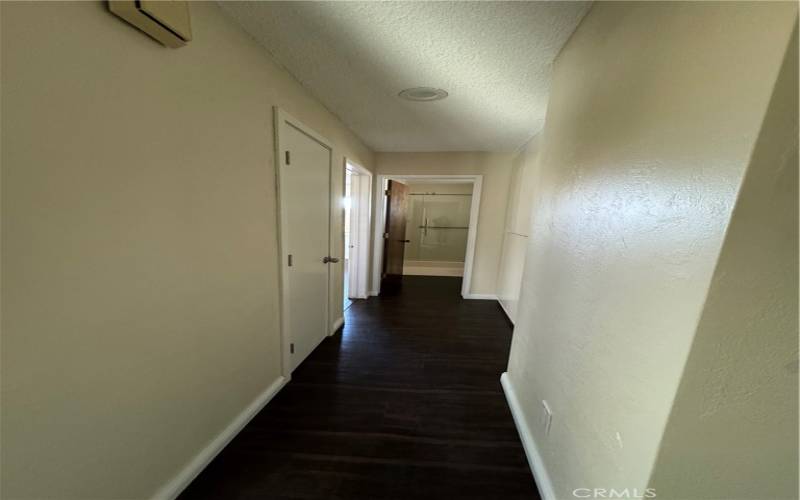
xmin=398 ymin=87 xmax=448 ymax=102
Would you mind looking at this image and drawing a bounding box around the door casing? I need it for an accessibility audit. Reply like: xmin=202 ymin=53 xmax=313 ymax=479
xmin=345 ymin=159 xmax=372 ymax=300
xmin=371 ymin=174 xmax=483 ymax=298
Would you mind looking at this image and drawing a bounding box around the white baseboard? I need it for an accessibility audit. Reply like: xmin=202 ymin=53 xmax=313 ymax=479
xmin=153 ymin=376 xmax=288 ymax=500
xmin=500 ymin=372 xmax=555 ymax=500
xmin=368 ymin=290 xmax=379 ymax=297
xmin=462 ymin=293 xmax=497 ymax=300
xmin=403 ymin=260 xmax=464 ymax=277
xmin=497 ymin=299 xmax=515 ymax=325
xmin=404 ymin=267 xmax=464 ymax=277
xmin=331 ymin=316 xmax=344 ymax=334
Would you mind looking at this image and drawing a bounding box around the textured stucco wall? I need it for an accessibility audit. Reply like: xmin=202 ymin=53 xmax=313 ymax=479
xmin=497 ymin=136 xmax=540 ymax=322
xmin=647 ymin=26 xmax=798 ymax=500
xmin=505 ymin=2 xmax=797 ymax=497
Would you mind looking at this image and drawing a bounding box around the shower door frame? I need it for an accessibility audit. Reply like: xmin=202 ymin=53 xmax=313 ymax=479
xmin=371 ymin=174 xmax=483 ymax=298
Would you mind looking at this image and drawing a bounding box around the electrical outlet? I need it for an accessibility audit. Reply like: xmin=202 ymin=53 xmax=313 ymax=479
xmin=541 ymin=400 xmax=552 ymax=435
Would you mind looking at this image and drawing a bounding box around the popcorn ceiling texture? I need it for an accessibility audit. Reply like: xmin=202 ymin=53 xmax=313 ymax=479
xmin=218 ymin=1 xmax=591 ymax=152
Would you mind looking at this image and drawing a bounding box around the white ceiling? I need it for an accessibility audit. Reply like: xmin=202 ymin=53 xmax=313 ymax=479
xmin=219 ymin=1 xmax=591 ymax=152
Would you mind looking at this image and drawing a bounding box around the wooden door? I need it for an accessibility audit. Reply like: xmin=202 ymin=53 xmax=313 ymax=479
xmin=346 ymin=169 xmax=359 ymax=300
xmin=381 ymin=180 xmax=409 ymax=294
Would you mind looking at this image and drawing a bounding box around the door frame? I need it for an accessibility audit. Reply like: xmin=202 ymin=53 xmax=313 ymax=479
xmin=344 ymin=158 xmax=372 ymax=300
xmin=371 ymin=174 xmax=483 ymax=298
xmin=274 ymin=107 xmax=333 ymax=379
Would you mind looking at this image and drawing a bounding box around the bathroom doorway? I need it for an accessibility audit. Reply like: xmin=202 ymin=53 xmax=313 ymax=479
xmin=403 ymin=183 xmax=472 ymax=278
xmin=344 ymin=159 xmax=372 ymax=310
xmin=373 ymin=175 xmax=483 ymax=298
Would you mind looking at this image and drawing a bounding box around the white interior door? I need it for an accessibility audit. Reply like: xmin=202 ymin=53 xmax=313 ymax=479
xmin=347 ymin=172 xmax=360 ymax=300
xmin=344 ymin=164 xmax=372 ymax=300
xmin=355 ymin=173 xmax=372 ymax=298
xmin=280 ymin=120 xmax=331 ymax=372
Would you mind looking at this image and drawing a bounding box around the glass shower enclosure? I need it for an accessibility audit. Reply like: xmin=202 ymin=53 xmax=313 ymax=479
xmin=404 ymin=190 xmax=472 ymax=267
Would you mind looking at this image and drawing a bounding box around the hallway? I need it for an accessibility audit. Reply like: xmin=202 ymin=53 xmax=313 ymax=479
xmin=4 ymin=2 xmax=797 ymax=498
xmin=180 ymin=277 xmax=537 ymax=499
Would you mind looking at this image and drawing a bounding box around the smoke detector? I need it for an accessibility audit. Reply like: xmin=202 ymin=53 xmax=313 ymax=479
xmin=398 ymin=87 xmax=448 ymax=102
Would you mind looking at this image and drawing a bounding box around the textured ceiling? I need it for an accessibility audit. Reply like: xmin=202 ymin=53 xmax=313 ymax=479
xmin=219 ymin=1 xmax=591 ymax=152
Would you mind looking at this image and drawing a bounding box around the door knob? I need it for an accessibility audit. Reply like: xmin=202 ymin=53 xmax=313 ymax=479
xmin=401 ymin=240 xmax=411 ymax=243
xmin=323 ymin=256 xmax=340 ymax=264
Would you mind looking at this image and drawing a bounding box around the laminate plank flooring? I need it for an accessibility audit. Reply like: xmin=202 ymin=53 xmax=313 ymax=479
xmin=180 ymin=276 xmax=538 ymax=500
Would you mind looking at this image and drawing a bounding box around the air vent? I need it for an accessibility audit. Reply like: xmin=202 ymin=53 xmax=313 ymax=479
xmin=109 ymin=1 xmax=192 ymax=48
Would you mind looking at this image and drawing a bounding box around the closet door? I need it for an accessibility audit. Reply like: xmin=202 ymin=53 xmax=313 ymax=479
xmin=278 ymin=116 xmax=332 ymax=371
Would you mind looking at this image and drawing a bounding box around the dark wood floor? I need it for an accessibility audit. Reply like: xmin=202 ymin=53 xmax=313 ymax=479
xmin=180 ymin=276 xmax=538 ymax=499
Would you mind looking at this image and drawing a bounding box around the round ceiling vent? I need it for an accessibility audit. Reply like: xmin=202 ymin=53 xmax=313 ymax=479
xmin=398 ymin=87 xmax=448 ymax=102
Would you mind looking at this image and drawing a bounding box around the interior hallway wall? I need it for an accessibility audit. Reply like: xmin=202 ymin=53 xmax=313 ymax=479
xmin=375 ymin=152 xmax=513 ymax=296
xmin=504 ymin=1 xmax=798 ymax=498
xmin=496 ymin=136 xmax=540 ymax=323
xmin=647 ymin=25 xmax=798 ymax=500
xmin=1 ymin=2 xmax=373 ymax=498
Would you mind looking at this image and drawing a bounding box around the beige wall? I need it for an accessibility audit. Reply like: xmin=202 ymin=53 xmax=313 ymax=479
xmin=375 ymin=152 xmax=513 ymax=296
xmin=1 ymin=2 xmax=373 ymax=498
xmin=505 ymin=2 xmax=797 ymax=498
xmin=648 ymin=26 xmax=798 ymax=500
xmin=497 ymin=136 xmax=540 ymax=322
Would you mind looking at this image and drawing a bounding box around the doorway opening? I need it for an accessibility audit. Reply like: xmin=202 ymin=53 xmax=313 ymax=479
xmin=344 ymin=169 xmax=353 ymax=310
xmin=404 ymin=183 xmax=472 ymax=277
xmin=372 ymin=175 xmax=483 ymax=298
xmin=343 ymin=159 xmax=372 ymax=310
